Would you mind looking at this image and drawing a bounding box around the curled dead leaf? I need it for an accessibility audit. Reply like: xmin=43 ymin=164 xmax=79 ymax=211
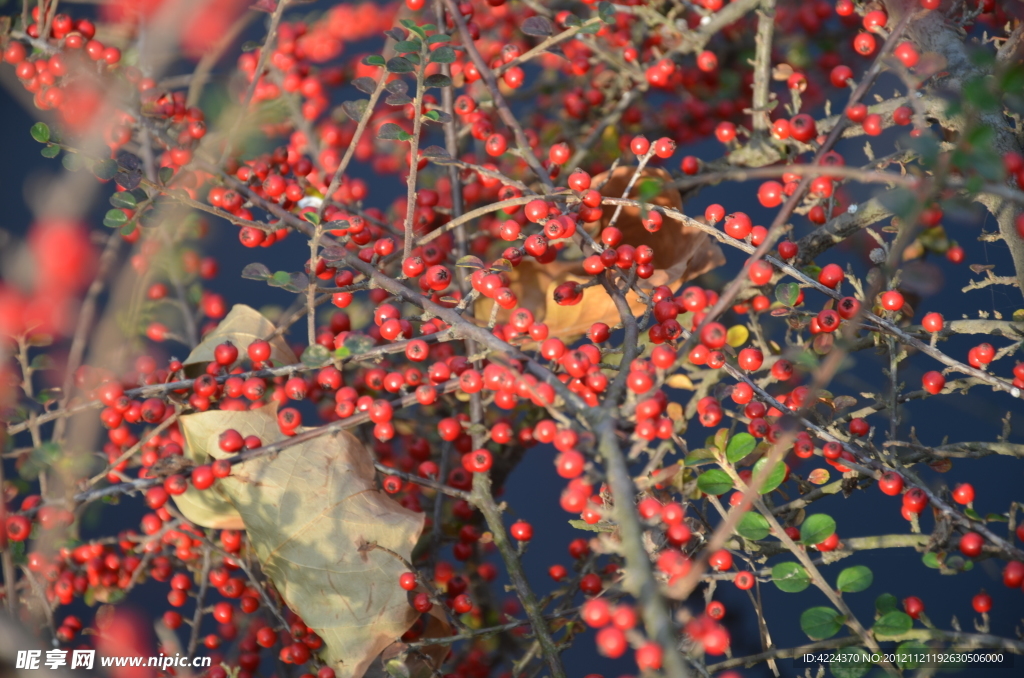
xmin=478 ymin=167 xmax=724 ymax=341
xmin=172 ymin=406 xmax=426 ymax=678
xmin=184 ymin=304 xmax=297 ymax=369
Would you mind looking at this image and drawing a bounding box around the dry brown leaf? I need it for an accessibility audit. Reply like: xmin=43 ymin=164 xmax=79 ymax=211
xmin=184 ymin=304 xmax=297 ymax=368
xmin=173 ymin=406 xmax=426 ymax=678
xmin=478 ymin=167 xmax=724 ymax=341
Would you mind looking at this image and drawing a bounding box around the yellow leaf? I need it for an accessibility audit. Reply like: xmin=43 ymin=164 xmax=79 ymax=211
xmin=807 ymin=468 xmax=830 ymax=485
xmin=726 ymin=324 xmax=749 ymax=347
xmin=666 ymin=402 xmax=684 ymax=420
xmin=665 ymin=374 xmax=694 ymax=390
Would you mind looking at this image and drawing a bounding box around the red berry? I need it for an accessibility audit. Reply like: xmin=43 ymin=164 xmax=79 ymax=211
xmin=952 ymin=483 xmax=974 ymax=505
xmin=879 ymin=472 xmax=904 ymax=496
xmin=972 ymin=591 xmax=992 ymax=613
xmin=510 ymin=520 xmax=533 ymax=541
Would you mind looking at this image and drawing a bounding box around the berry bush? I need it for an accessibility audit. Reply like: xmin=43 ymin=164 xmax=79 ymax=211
xmin=1 ymin=0 xmax=1024 ymax=677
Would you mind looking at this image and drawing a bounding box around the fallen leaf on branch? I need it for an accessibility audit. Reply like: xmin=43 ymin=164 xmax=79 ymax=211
xmin=173 ymin=405 xmax=428 ymax=678
xmin=478 ymin=167 xmax=724 ymax=341
xmin=183 ymin=304 xmax=297 ymax=369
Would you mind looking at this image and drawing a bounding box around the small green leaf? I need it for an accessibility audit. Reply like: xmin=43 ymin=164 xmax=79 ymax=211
xmin=800 ymin=606 xmax=843 ymax=640
xmin=110 ymin=192 xmax=138 ymax=209
xmin=736 ymin=512 xmax=770 ymax=540
xmin=423 ymin=110 xmax=441 ymax=121
xmin=697 ymin=468 xmax=733 ymax=496
xmin=427 ymin=34 xmax=451 ymax=44
xmin=424 ymin=74 xmax=452 ymax=89
xmin=158 ymin=166 xmax=175 ymax=185
xmin=363 ymin=54 xmax=386 ymax=67
xmin=829 ymin=648 xmax=872 ymax=678
xmin=456 ymin=255 xmax=485 ymax=269
xmin=386 ymin=56 xmax=415 ymax=73
xmin=62 ymin=154 xmax=84 ymax=172
xmin=241 ymin=263 xmax=272 ymax=281
xmin=895 ymin=641 xmax=928 ymax=669
xmin=772 ymin=562 xmax=811 ymax=593
xmin=875 ymin=593 xmax=898 ymax=615
xmin=562 ymin=13 xmax=582 ymax=27
xmin=241 ymin=40 xmax=261 ymax=52
xmin=120 ymin=223 xmax=137 ymax=237
xmin=636 ymin=178 xmax=662 ymax=203
xmin=40 ymin=144 xmax=60 ymax=158
xmin=597 ymin=1 xmax=616 ymax=23
xmin=873 ymin=610 xmax=912 ymax=637
xmin=341 ymin=100 xmax=370 ymax=121
xmin=800 ymin=514 xmax=836 ymax=545
xmin=92 ymin=158 xmax=119 ymax=181
xmin=103 ymin=209 xmax=128 ymax=228
xmin=753 ymin=456 xmax=785 ymax=494
xmin=30 ymin=354 xmax=55 ymax=370
xmin=399 ymin=19 xmax=426 ymax=38
xmin=301 ymin=344 xmax=331 ymax=368
xmin=521 ymin=16 xmax=554 ymax=37
xmin=303 ymin=211 xmax=321 ymax=226
xmin=430 ymin=46 xmax=456 ymax=64
xmin=921 ymin=552 xmax=941 ymax=569
xmin=30 ymin=122 xmax=50 ymax=143
xmin=394 ymin=39 xmax=422 ymax=54
xmin=378 ymin=123 xmax=413 ymax=142
xmin=836 ymin=565 xmax=873 ymax=593
xmin=726 ymin=432 xmax=756 ymax=463
xmin=775 ymin=282 xmax=800 ymax=307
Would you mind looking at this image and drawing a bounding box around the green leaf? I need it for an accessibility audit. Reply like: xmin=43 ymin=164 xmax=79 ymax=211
xmin=562 ymin=13 xmax=582 ymax=28
xmin=40 ymin=144 xmax=60 ymax=158
xmin=877 ymin=187 xmax=917 ymax=221
xmin=772 ymin=562 xmax=811 ymax=593
xmin=386 ymin=57 xmax=415 ymax=73
xmin=158 ymin=166 xmax=175 ymax=185
xmin=341 ymin=100 xmax=370 ymax=121
xmin=829 ymin=648 xmax=871 ymax=678
xmin=20 ymin=442 xmax=62 ymax=481
xmin=521 ymin=16 xmax=554 ymax=37
xmin=752 ymin=456 xmax=785 ymax=494
xmin=597 ymin=1 xmax=616 ymax=23
xmin=875 ymin=593 xmax=898 ymax=615
xmin=241 ymin=263 xmax=272 ymax=280
xmin=921 ymin=552 xmax=941 ymax=569
xmin=362 ymin=54 xmax=386 ymax=67
xmin=92 ymin=158 xmax=119 ymax=181
xmin=775 ymin=282 xmax=800 ymax=307
xmin=378 ymin=123 xmax=413 ymax=142
xmin=303 ymin=211 xmax=321 ymax=226
xmin=399 ymin=19 xmax=426 ymax=38
xmin=736 ymin=512 xmax=770 ymax=540
xmin=430 ymin=46 xmax=456 ymax=64
xmin=103 ymin=209 xmax=128 ymax=228
xmin=62 ymin=153 xmax=84 ymax=172
xmin=241 ymin=40 xmax=260 ymax=52
xmin=800 ymin=514 xmax=836 ymax=545
xmin=800 ymin=606 xmax=843 ymax=640
xmin=726 ymin=432 xmax=757 ymax=463
xmin=301 ymin=344 xmax=331 ymax=368
xmin=110 ymin=192 xmax=137 ymax=209
xmin=895 ymin=641 xmax=928 ymax=669
xmin=427 ymin=34 xmax=451 ymax=44
xmin=120 ymin=223 xmax=137 ymax=237
xmin=836 ymin=565 xmax=873 ymax=593
xmin=636 ymin=178 xmax=662 ymax=203
xmin=697 ymin=468 xmax=733 ymax=496
xmin=873 ymin=610 xmax=912 ymax=637
xmin=423 ymin=110 xmax=441 ymax=121
xmin=268 ymin=270 xmax=310 ymax=293
xmin=30 ymin=354 xmax=55 ymax=370
xmin=30 ymin=122 xmax=50 ymax=143
xmin=395 ymin=40 xmax=422 ymax=54
xmin=424 ymin=74 xmax=452 ymax=89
